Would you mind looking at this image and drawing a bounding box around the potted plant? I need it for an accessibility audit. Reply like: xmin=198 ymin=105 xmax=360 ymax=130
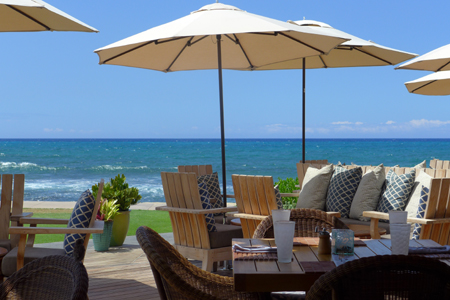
xmin=92 ymin=174 xmax=142 ymax=247
xmin=93 ymin=199 xmax=119 ymax=251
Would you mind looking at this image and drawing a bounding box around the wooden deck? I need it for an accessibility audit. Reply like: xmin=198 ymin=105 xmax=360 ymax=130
xmin=84 ymin=238 xmax=226 ymax=300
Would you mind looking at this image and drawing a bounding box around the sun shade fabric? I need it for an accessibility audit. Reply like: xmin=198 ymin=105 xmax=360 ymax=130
xmin=94 ymin=3 xmax=348 ymax=72
xmin=63 ymin=190 xmax=95 ymax=256
xmin=0 ymin=0 xmax=98 ymax=32
xmin=198 ymin=181 xmax=217 ymax=232
xmin=404 ymin=70 xmax=450 ymax=95
xmin=396 ymin=43 xmax=450 ymax=72
xmin=197 ymin=172 xmax=223 ymax=209
xmin=412 ymin=186 xmax=430 ymax=240
xmin=296 ymin=164 xmax=334 ymax=210
xmin=349 ymin=164 xmax=385 ymax=221
xmin=326 ymin=166 xmax=363 ymax=218
xmin=376 ymin=169 xmax=416 ymax=213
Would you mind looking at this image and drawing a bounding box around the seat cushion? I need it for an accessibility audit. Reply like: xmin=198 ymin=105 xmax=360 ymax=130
xmin=63 ymin=190 xmax=96 ymax=256
xmin=208 ymin=223 xmax=243 ymax=249
xmin=0 ymin=239 xmax=11 ymax=252
xmin=326 ymin=166 xmax=363 ymax=218
xmin=1 ymin=247 xmax=65 ymax=277
xmin=349 ymin=164 xmax=385 ymax=221
xmin=377 ymin=169 xmax=416 ymax=213
xmin=297 ymin=164 xmax=334 ymax=210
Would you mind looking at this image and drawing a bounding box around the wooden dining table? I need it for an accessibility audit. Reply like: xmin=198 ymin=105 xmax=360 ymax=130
xmin=233 ymin=238 xmax=449 ymax=292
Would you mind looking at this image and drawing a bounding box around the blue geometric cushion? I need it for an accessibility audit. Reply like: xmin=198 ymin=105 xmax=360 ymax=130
xmin=376 ymin=169 xmax=416 ymax=213
xmin=326 ymin=166 xmax=363 ymax=218
xmin=197 ymin=172 xmax=223 ymax=210
xmin=63 ymin=190 xmax=96 ymax=256
xmin=412 ymin=186 xmax=430 ymax=240
xmin=198 ymin=181 xmax=217 ymax=232
xmin=274 ymin=185 xmax=283 ymax=209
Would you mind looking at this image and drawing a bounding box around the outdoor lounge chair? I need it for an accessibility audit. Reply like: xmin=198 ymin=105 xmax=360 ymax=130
xmin=0 ymin=240 xmax=89 ymax=300
xmin=305 ymin=255 xmax=450 ymax=300
xmin=430 ymin=158 xmax=450 ymax=169
xmin=252 ymin=208 xmax=342 ymax=239
xmin=0 ymin=174 xmax=32 ymax=252
xmin=1 ymin=180 xmax=104 ymax=277
xmin=136 ymin=225 xmax=270 ymax=300
xmin=156 ymin=172 xmax=241 ymax=272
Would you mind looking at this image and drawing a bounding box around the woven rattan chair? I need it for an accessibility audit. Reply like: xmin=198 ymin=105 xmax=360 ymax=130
xmin=306 ymin=255 xmax=450 ymax=300
xmin=253 ymin=208 xmax=342 ymax=239
xmin=0 ymin=240 xmax=89 ymax=300
xmin=136 ymin=226 xmax=270 ymax=300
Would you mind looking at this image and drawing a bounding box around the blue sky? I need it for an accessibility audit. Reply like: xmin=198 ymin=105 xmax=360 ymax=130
xmin=1 ymin=0 xmax=450 ymax=139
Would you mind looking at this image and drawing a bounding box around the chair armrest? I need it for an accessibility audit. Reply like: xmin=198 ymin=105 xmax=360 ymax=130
xmin=224 ymin=194 xmax=235 ymax=198
xmin=361 ymin=211 xmax=450 ymax=225
xmin=155 ymin=206 xmax=237 ymax=215
xmin=9 ymin=220 xmax=104 ymax=235
xmin=280 ymin=192 xmax=300 ymax=197
xmin=326 ymin=212 xmax=341 ymax=218
xmin=10 ymin=212 xmax=33 ymax=222
xmin=19 ymin=217 xmax=69 ymax=225
xmin=226 ymin=212 xmax=267 ymax=221
xmin=362 ymin=211 xmax=389 ymax=220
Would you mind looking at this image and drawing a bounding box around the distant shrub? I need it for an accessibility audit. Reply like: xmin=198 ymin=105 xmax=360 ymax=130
xmin=274 ymin=177 xmax=299 ymax=209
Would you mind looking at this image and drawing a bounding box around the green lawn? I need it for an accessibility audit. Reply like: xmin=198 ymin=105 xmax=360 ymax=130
xmin=21 ymin=209 xmax=172 ymax=244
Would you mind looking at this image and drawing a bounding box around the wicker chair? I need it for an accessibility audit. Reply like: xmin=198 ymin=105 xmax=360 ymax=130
xmin=0 ymin=240 xmax=89 ymax=300
xmin=136 ymin=226 xmax=270 ymax=300
xmin=306 ymin=255 xmax=450 ymax=300
xmin=253 ymin=208 xmax=343 ymax=239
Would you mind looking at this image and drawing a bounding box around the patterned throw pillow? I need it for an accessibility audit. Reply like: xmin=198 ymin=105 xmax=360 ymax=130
xmin=376 ymin=169 xmax=416 ymax=213
xmin=274 ymin=185 xmax=283 ymax=209
xmin=412 ymin=186 xmax=430 ymax=240
xmin=197 ymin=172 xmax=223 ymax=209
xmin=64 ymin=190 xmax=96 ymax=256
xmin=326 ymin=166 xmax=363 ymax=218
xmin=198 ymin=181 xmax=217 ymax=232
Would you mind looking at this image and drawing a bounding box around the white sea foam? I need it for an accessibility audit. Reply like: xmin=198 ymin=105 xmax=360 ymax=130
xmin=93 ymin=165 xmax=149 ymax=171
xmin=0 ymin=161 xmax=56 ymax=170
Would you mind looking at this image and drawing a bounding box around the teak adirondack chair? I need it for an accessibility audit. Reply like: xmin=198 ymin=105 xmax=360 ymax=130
xmin=364 ymin=178 xmax=450 ymax=245
xmin=430 ymin=159 xmax=450 ymax=169
xmin=5 ymin=180 xmax=105 ymax=274
xmin=156 ymin=172 xmax=239 ymax=272
xmin=0 ymin=174 xmax=31 ymax=251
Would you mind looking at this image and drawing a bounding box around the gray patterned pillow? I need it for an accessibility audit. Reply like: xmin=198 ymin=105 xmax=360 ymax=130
xmin=412 ymin=186 xmax=430 ymax=240
xmin=376 ymin=169 xmax=416 ymax=213
xmin=274 ymin=185 xmax=283 ymax=209
xmin=326 ymin=166 xmax=363 ymax=218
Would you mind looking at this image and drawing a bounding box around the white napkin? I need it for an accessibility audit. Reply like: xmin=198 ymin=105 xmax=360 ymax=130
xmin=408 ymin=245 xmax=450 ymax=254
xmin=232 ymin=244 xmax=277 ymax=253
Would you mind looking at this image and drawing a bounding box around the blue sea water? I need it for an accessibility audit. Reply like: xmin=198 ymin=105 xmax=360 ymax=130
xmin=0 ymin=139 xmax=449 ymax=203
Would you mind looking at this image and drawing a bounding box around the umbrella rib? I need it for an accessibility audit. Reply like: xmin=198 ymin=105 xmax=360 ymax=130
xmin=277 ymin=32 xmax=325 ymax=55
xmin=7 ymin=5 xmax=51 ymax=31
xmin=189 ymin=35 xmax=208 ymax=46
xmin=411 ymin=80 xmax=437 ymax=94
xmin=437 ymin=61 xmax=450 ymax=72
xmin=102 ymin=40 xmax=155 ymax=64
xmin=353 ymin=47 xmax=393 ymax=65
xmin=165 ymin=36 xmax=195 ymax=72
xmin=319 ymin=56 xmax=328 ymax=68
xmin=229 ymin=34 xmax=254 ymax=69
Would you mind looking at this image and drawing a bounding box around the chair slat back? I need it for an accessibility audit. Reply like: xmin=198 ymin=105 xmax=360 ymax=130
xmin=430 ymin=159 xmax=450 ymax=169
xmin=421 ymin=178 xmax=450 ymax=245
xmin=161 ymin=172 xmax=210 ymax=249
xmin=0 ymin=174 xmax=25 ymax=248
xmin=178 ymin=165 xmax=213 ymax=177
xmin=232 ymin=175 xmax=277 ymax=238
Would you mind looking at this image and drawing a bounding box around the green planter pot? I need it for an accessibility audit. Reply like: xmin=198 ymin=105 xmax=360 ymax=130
xmin=110 ymin=210 xmax=130 ymax=247
xmin=93 ymin=221 xmax=114 ymax=252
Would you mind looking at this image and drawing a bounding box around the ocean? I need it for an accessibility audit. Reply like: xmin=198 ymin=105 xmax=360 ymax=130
xmin=1 ymin=139 xmax=449 ymax=203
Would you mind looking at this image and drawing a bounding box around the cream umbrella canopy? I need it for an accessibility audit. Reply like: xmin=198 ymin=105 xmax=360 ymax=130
xmin=259 ymin=20 xmax=417 ymax=162
xmin=94 ymin=3 xmax=348 ymax=204
xmin=0 ymin=0 xmax=97 ymax=32
xmin=404 ymin=71 xmax=450 ymax=95
xmin=396 ymin=43 xmax=450 ymax=72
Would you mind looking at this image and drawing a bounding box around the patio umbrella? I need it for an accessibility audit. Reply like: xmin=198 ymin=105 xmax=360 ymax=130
xmin=94 ymin=3 xmax=348 ymax=205
xmin=259 ymin=20 xmax=417 ymax=162
xmin=404 ymin=70 xmax=450 ymax=95
xmin=396 ymin=43 xmax=450 ymax=72
xmin=0 ymin=0 xmax=97 ymax=32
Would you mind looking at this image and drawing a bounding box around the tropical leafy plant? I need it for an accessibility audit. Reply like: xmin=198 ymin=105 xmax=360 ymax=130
xmin=96 ymin=199 xmax=120 ymax=222
xmin=92 ymin=174 xmax=142 ymax=211
xmin=274 ymin=177 xmax=300 ymax=209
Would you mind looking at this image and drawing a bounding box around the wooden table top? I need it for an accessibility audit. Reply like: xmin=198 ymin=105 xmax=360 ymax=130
xmin=233 ymin=238 xmax=445 ymax=292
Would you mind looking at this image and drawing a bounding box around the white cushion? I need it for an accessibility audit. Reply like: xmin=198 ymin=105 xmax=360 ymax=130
xmin=405 ymin=171 xmax=432 ymax=219
xmin=296 ymin=164 xmax=333 ymax=210
xmin=349 ymin=164 xmax=386 ymax=221
xmin=413 ymin=160 xmax=427 ymax=169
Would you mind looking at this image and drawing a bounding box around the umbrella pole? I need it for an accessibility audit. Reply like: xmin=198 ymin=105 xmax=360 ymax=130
xmin=302 ymin=58 xmax=306 ymax=163
xmin=217 ymin=34 xmax=227 ymax=206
